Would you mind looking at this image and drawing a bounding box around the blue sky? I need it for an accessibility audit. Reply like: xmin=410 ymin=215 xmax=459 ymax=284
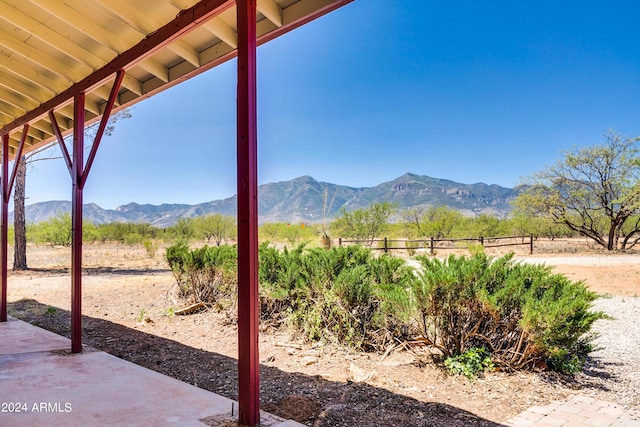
xmin=22 ymin=1 xmax=640 ymax=210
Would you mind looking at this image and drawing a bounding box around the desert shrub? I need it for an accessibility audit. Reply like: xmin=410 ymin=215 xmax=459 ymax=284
xmin=143 ymin=239 xmax=158 ymax=258
xmin=411 ymin=253 xmax=605 ymax=373
xmin=258 ymin=244 xmax=414 ymax=350
xmin=165 ymin=243 xmax=237 ymax=305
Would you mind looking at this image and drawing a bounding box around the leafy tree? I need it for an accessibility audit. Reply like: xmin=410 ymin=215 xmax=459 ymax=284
xmin=332 ymin=202 xmax=396 ymax=243
xmin=30 ymin=212 xmax=73 ymax=246
xmin=464 ymin=214 xmax=504 ymax=238
xmin=423 ymin=206 xmax=466 ymax=238
xmin=170 ymin=218 xmax=196 ymax=243
xmin=93 ymin=222 xmax=158 ymax=244
xmin=508 ymin=213 xmax=572 ymax=240
xmin=259 ymin=222 xmax=318 ymax=246
xmin=401 ymin=206 xmax=466 ymax=239
xmin=514 ymin=131 xmax=640 ymax=250
xmin=194 ymin=214 xmax=236 ymax=245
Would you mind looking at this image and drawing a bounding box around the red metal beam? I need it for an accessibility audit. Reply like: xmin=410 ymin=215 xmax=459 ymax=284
xmin=6 ymin=126 xmax=29 ymax=202
xmin=0 ymin=0 xmax=234 ymax=137
xmin=49 ymin=111 xmax=73 ymax=177
xmin=70 ymin=93 xmax=85 ymax=354
xmin=236 ymin=0 xmax=259 ymax=425
xmin=81 ymin=70 xmax=125 ymax=188
xmin=0 ymin=135 xmax=8 ymax=322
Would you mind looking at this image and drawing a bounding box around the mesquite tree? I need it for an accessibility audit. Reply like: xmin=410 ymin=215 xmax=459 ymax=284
xmin=514 ymin=131 xmax=640 ymax=251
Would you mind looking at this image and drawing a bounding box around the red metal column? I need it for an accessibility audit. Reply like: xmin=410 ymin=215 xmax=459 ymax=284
xmin=71 ymin=93 xmax=85 ymax=353
xmin=1 ymin=134 xmax=8 ymax=322
xmin=236 ymin=0 xmax=259 ymax=425
xmin=1 ymin=129 xmax=28 ymax=322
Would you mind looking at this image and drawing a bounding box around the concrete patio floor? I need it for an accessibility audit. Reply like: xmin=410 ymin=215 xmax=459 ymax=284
xmin=0 ymin=317 xmax=302 ymax=427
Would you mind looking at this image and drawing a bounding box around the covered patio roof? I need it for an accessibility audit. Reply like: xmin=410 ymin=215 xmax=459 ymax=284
xmin=0 ymin=1 xmax=353 ymax=426
xmin=0 ymin=0 xmax=350 ymax=158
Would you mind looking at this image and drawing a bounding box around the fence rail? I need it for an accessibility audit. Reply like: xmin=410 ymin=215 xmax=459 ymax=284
xmin=338 ymin=234 xmax=534 ymax=254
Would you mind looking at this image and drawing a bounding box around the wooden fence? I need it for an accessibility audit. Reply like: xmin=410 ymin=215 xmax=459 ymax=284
xmin=338 ymin=234 xmax=534 ymax=255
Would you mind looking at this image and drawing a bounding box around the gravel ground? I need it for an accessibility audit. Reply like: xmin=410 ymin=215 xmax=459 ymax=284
xmin=518 ymin=254 xmax=640 ymax=266
xmin=575 ymin=296 xmax=640 ymax=410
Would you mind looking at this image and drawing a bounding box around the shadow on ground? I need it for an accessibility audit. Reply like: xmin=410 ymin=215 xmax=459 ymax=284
xmin=13 ymin=266 xmax=171 ymax=276
xmin=10 ymin=298 xmax=502 ymax=427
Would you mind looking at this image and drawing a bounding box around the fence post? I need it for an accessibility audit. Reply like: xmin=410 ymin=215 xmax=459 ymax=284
xmin=384 ymin=237 xmax=388 ymax=253
xmin=529 ymin=233 xmax=533 ymax=255
xmin=339 ymin=237 xmax=342 ymax=247
xmin=479 ymin=236 xmax=484 ymax=246
xmin=430 ymin=236 xmax=434 ymax=254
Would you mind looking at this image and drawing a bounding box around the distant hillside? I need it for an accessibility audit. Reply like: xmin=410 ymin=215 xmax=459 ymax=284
xmin=11 ymin=173 xmax=520 ymax=227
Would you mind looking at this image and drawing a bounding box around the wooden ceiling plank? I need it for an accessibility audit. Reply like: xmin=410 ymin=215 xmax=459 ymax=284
xmin=137 ymin=58 xmax=170 ymax=83
xmin=28 ymin=120 xmax=54 ymax=139
xmin=258 ymin=0 xmax=283 ymax=27
xmin=0 ymin=2 xmax=108 ymax=67
xmin=0 ymin=72 xmax=54 ymax=102
xmin=168 ymin=0 xmax=197 ymax=10
xmin=0 ymin=31 xmax=88 ymax=81
xmin=92 ymin=0 xmax=158 ymax=35
xmin=121 ymin=75 xmax=143 ymax=96
xmin=91 ymin=86 xmax=113 ymax=103
xmin=0 ymin=56 xmax=71 ymax=94
xmin=25 ymin=125 xmax=45 ymax=142
xmin=0 ymin=88 xmax=37 ymax=112
xmin=28 ymin=0 xmax=128 ymax=53
xmin=84 ymin=98 xmax=101 ymax=116
xmin=0 ymin=109 xmax=15 ymax=123
xmin=0 ymin=99 xmax=24 ymax=118
xmin=201 ymin=18 xmax=238 ymax=49
xmin=167 ymin=40 xmax=201 ymax=67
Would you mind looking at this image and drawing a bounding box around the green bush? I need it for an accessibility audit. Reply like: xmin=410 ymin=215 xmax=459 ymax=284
xmin=165 ymin=242 xmax=604 ymax=374
xmin=29 ymin=212 xmax=72 ymax=246
xmin=165 ymin=243 xmax=237 ymax=305
xmin=411 ymin=253 xmax=605 ymax=373
xmin=93 ymin=222 xmax=159 ymax=244
xmin=257 ymin=244 xmax=414 ymax=350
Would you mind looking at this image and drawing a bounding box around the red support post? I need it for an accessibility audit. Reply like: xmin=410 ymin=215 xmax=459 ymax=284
xmin=1 ymin=134 xmax=8 ymax=322
xmin=236 ymin=0 xmax=259 ymax=425
xmin=71 ymin=93 xmax=85 ymax=354
xmin=1 ymin=127 xmax=29 ymax=322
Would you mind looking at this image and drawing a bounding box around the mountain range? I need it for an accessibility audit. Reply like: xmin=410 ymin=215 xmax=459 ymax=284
xmin=12 ymin=173 xmax=520 ymax=227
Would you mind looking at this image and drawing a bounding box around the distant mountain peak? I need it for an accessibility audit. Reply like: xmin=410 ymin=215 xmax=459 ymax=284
xmin=15 ymin=173 xmax=519 ymax=226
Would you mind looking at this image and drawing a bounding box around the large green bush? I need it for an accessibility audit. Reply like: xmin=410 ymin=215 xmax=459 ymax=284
xmin=258 ymin=244 xmax=415 ymax=350
xmin=166 ymin=243 xmax=604 ymax=374
xmin=166 ymin=243 xmax=237 ymax=304
xmin=410 ymin=253 xmax=605 ymax=372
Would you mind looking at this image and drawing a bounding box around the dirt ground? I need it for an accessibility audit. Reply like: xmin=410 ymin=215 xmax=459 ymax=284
xmin=5 ymin=240 xmax=640 ymax=426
